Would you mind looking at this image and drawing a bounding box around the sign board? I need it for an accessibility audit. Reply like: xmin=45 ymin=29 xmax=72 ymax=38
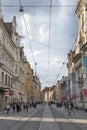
xmin=5 ymin=92 xmax=9 ymax=97
xmin=82 ymin=56 xmax=87 ymax=74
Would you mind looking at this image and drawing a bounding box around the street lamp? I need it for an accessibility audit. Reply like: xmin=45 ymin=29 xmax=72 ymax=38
xmin=19 ymin=6 xmax=24 ymax=12
xmin=19 ymin=0 xmax=24 ymax=12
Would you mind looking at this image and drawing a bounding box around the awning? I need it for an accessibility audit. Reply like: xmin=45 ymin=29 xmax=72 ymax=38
xmin=70 ymin=94 xmax=76 ymax=99
xmin=83 ymin=89 xmax=87 ymax=97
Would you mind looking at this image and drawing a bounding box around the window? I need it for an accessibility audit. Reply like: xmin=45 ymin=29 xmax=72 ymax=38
xmin=5 ymin=74 xmax=7 ymax=85
xmin=1 ymin=72 xmax=4 ymax=86
xmin=11 ymin=78 xmax=12 ymax=88
xmin=8 ymin=76 xmax=10 ymax=86
xmin=15 ymin=64 xmax=18 ymax=73
xmin=16 ymin=51 xmax=18 ymax=60
xmin=80 ymin=92 xmax=83 ymax=101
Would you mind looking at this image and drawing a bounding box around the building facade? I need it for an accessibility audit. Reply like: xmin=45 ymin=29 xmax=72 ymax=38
xmin=67 ymin=0 xmax=87 ymax=109
xmin=0 ymin=1 xmax=26 ymax=109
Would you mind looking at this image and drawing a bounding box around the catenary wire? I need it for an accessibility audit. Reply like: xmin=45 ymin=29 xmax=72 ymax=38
xmin=2 ymin=5 xmax=76 ymax=8
xmin=47 ymin=0 xmax=52 ymax=85
xmin=28 ymin=34 xmax=75 ymax=54
xmin=19 ymin=0 xmax=37 ymax=69
xmin=55 ymin=37 xmax=76 ymax=85
xmin=18 ymin=0 xmax=77 ymax=87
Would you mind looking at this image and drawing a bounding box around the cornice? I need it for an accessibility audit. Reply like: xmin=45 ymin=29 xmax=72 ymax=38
xmin=73 ymin=52 xmax=82 ymax=63
xmin=80 ymin=42 xmax=87 ymax=51
xmin=75 ymin=0 xmax=85 ymax=14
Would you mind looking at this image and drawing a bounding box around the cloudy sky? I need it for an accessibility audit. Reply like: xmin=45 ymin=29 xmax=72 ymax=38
xmin=2 ymin=0 xmax=78 ymax=89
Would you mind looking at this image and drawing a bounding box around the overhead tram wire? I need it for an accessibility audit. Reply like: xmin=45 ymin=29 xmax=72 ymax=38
xmin=19 ymin=0 xmax=37 ymax=71
xmin=47 ymin=0 xmax=52 ymax=86
xmin=55 ymin=0 xmax=75 ymax=83
xmin=18 ymin=0 xmax=76 ymax=84
xmin=29 ymin=34 xmax=76 ymax=54
xmin=31 ymin=33 xmax=75 ymax=46
xmin=53 ymin=60 xmax=67 ymax=85
xmin=18 ymin=0 xmax=70 ymax=82
xmin=55 ymin=0 xmax=76 ymax=84
xmin=2 ymin=5 xmax=76 ymax=8
xmin=55 ymin=38 xmax=77 ymax=84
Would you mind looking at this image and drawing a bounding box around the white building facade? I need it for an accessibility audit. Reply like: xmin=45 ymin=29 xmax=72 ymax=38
xmin=73 ymin=0 xmax=87 ymax=109
xmin=0 ymin=1 xmax=26 ymax=110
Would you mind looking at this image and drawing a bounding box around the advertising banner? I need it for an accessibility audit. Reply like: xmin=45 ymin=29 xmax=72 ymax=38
xmin=82 ymin=56 xmax=87 ymax=97
xmin=82 ymin=56 xmax=87 ymax=75
xmin=83 ymin=79 xmax=87 ymax=97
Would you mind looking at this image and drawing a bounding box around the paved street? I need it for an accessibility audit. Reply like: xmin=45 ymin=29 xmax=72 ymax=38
xmin=0 ymin=104 xmax=87 ymax=130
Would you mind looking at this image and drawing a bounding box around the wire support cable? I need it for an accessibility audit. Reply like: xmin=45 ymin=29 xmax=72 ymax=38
xmin=47 ymin=0 xmax=52 ymax=85
xmin=2 ymin=5 xmax=76 ymax=8
xmin=19 ymin=0 xmax=36 ymax=67
xmin=55 ymin=38 xmax=76 ymax=84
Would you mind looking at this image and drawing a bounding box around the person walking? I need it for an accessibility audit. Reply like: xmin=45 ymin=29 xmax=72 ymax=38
xmin=62 ymin=102 xmax=65 ymax=111
xmin=71 ymin=102 xmax=75 ymax=115
xmin=12 ymin=103 xmax=16 ymax=113
xmin=6 ymin=104 xmax=10 ymax=114
xmin=67 ymin=101 xmax=75 ymax=116
xmin=66 ymin=102 xmax=71 ymax=116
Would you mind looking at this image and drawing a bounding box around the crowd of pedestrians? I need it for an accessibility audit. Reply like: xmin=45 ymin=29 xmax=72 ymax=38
xmin=5 ymin=102 xmax=37 ymax=114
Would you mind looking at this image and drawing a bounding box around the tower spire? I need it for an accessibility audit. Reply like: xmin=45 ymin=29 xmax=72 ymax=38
xmin=0 ymin=0 xmax=3 ymax=20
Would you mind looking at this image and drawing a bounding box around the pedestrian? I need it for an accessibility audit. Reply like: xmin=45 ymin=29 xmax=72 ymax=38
xmin=74 ymin=103 xmax=78 ymax=110
xmin=23 ymin=103 xmax=26 ymax=111
xmin=25 ymin=103 xmax=28 ymax=112
xmin=71 ymin=102 xmax=75 ymax=115
xmin=16 ymin=102 xmax=20 ymax=113
xmin=62 ymin=102 xmax=65 ymax=111
xmin=6 ymin=104 xmax=10 ymax=114
xmin=12 ymin=103 xmax=16 ymax=113
xmin=66 ymin=102 xmax=71 ymax=116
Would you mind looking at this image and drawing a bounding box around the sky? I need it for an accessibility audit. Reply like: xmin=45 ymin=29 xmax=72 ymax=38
xmin=1 ymin=0 xmax=78 ymax=89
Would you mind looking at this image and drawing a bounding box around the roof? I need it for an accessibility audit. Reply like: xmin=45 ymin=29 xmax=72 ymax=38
xmin=4 ymin=22 xmax=12 ymax=37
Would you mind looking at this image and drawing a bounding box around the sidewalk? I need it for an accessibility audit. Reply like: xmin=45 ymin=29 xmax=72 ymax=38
xmin=53 ymin=105 xmax=87 ymax=119
xmin=39 ymin=104 xmax=60 ymax=130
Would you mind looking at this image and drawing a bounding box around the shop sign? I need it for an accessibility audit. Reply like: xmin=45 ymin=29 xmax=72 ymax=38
xmin=5 ymin=92 xmax=9 ymax=97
